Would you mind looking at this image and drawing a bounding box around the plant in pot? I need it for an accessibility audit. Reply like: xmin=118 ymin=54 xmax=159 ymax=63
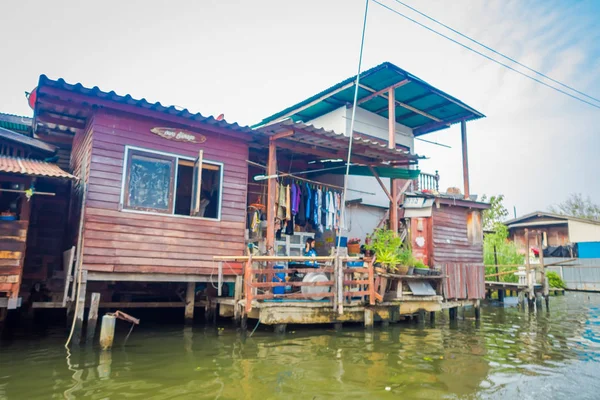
xmin=347 ymin=238 xmax=361 ymax=255
xmin=413 ymin=260 xmax=430 ymax=276
xmin=365 ymin=229 xmax=404 ymax=273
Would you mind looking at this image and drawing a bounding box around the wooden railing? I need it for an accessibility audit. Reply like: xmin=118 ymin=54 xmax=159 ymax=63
xmin=213 ymin=255 xmax=379 ymax=314
xmin=417 ymin=171 xmax=439 ymax=192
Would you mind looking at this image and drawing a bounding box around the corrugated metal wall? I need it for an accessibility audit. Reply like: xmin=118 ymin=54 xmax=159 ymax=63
xmin=546 ymin=257 xmax=600 ymax=292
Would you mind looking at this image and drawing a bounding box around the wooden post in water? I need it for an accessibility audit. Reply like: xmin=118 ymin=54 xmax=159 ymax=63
xmin=449 ymin=307 xmax=457 ymax=321
xmin=525 ymin=230 xmax=535 ymax=310
xmin=99 ymin=314 xmax=116 ymax=350
xmin=73 ymin=270 xmax=88 ymax=345
xmin=538 ymin=232 xmax=549 ymax=310
xmin=86 ymin=293 xmax=101 ymax=343
xmin=185 ymin=282 xmax=195 ymax=324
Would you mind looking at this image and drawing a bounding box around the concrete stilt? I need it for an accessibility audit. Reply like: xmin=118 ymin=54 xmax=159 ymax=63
xmin=364 ymin=309 xmax=374 ymax=329
xmin=418 ymin=310 xmax=426 ymax=324
xmin=99 ymin=314 xmax=116 ymax=350
xmin=274 ymin=324 xmax=286 ymax=334
xmin=449 ymin=307 xmax=457 ymax=321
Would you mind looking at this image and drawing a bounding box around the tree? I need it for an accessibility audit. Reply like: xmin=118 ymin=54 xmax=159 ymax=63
xmin=484 ymin=222 xmax=523 ymax=283
xmin=549 ymin=193 xmax=600 ymax=221
xmin=480 ymin=194 xmax=509 ymax=230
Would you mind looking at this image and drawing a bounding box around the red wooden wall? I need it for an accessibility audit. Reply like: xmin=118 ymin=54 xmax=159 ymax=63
xmin=76 ymin=110 xmax=248 ymax=277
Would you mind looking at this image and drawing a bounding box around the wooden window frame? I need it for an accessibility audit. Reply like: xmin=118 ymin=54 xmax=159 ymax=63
xmin=123 ymin=149 xmax=177 ymax=214
xmin=120 ymin=146 xmax=224 ymax=221
xmin=467 ymin=210 xmax=483 ymax=245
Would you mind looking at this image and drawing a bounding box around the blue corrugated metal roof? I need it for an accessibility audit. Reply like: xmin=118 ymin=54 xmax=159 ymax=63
xmin=253 ymin=62 xmax=485 ymax=136
xmin=0 ymin=113 xmax=32 ymax=133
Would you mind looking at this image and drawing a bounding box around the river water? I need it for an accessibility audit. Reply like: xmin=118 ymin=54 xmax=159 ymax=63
xmin=1 ymin=292 xmax=600 ymax=399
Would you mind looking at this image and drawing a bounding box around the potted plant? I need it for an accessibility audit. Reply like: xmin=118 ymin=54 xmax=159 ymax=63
xmin=413 ymin=260 xmax=430 ymax=276
xmin=365 ymin=229 xmax=405 ymax=273
xmin=347 ymin=238 xmax=361 ymax=255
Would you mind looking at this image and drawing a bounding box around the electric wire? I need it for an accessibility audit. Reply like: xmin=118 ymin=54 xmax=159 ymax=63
xmin=391 ymin=0 xmax=600 ymax=105
xmin=336 ymin=0 xmax=371 ymax=253
xmin=372 ymin=0 xmax=600 ymax=110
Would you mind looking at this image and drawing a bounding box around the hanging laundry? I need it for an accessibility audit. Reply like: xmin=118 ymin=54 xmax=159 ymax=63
xmin=285 ymin=184 xmax=291 ymax=221
xmin=313 ymin=186 xmax=319 ymax=227
xmin=304 ymin=182 xmax=312 ymax=223
xmin=321 ymin=189 xmax=328 ymax=230
xmin=297 ymin=183 xmax=307 ymax=227
xmin=277 ymin=182 xmax=286 ymax=220
xmin=327 ymin=191 xmax=335 ymax=230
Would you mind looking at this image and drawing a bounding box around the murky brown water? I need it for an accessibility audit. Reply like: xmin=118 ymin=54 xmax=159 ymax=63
xmin=1 ymin=292 xmax=600 ymax=399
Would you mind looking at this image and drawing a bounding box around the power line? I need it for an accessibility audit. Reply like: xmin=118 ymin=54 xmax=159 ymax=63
xmin=372 ymin=0 xmax=600 ymax=110
xmin=391 ymin=0 xmax=600 ymax=105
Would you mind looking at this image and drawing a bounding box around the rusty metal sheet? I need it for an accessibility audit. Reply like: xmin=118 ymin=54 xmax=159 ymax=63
xmin=0 ymin=156 xmax=75 ymax=179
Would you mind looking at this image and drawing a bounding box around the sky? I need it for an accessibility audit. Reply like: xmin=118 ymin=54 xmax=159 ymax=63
xmin=1 ymin=0 xmax=599 ymax=217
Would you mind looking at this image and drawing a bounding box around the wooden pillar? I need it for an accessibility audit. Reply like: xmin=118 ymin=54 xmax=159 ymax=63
xmin=474 ymin=301 xmax=481 ymax=320
xmin=525 ymin=230 xmax=535 ymax=309
xmin=185 ymin=282 xmax=195 ymax=324
xmin=86 ymin=292 xmax=101 ymax=343
xmin=460 ymin=120 xmax=470 ymax=199
xmin=390 ymin=179 xmax=398 ymax=233
xmin=266 ymin=138 xmax=277 ymax=255
xmin=430 ymin=311 xmax=436 ymax=324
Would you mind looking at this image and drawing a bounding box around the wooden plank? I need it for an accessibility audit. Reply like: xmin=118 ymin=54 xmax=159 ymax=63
xmin=87 ymin=271 xmax=237 ymax=282
xmin=357 ymin=79 xmax=410 ymax=106
xmin=62 ymin=246 xmax=75 ymax=306
xmin=86 ymin=293 xmax=101 ymax=343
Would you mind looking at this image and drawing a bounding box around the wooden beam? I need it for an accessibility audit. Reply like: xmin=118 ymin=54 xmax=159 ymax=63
xmin=271 ymin=130 xmax=294 ymax=141
xmin=359 ymin=84 xmax=443 ymax=122
xmin=388 ymin=88 xmax=396 ymax=149
xmin=460 ymin=120 xmax=470 ymax=199
xmin=357 ymin=79 xmax=410 ymax=105
xmin=266 ymin=138 xmax=277 ymax=254
xmin=368 ymin=166 xmax=393 ymax=202
xmin=86 ymin=271 xmax=236 ymax=282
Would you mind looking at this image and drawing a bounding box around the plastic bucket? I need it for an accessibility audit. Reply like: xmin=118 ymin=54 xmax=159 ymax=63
xmin=273 ymin=264 xmax=286 ymax=295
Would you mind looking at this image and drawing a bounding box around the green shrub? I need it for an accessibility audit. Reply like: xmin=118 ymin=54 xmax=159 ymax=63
xmin=547 ymin=271 xmax=566 ymax=288
xmin=484 ymin=223 xmax=524 ymax=283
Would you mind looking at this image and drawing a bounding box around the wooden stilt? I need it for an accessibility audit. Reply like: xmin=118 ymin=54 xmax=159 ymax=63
xmin=86 ymin=292 xmax=101 ymax=343
xmin=241 ymin=313 xmax=248 ymax=332
xmin=73 ymin=270 xmax=88 ymax=345
xmin=274 ymin=324 xmax=286 ymax=334
xmin=185 ymin=282 xmax=195 ymax=324
xmin=418 ymin=309 xmax=426 ymax=323
xmin=430 ymin=311 xmax=435 ymax=324
xmin=381 ymin=320 xmax=390 ymax=328
xmin=334 ymin=322 xmax=343 ymax=331
xmin=474 ymin=302 xmax=481 ymax=320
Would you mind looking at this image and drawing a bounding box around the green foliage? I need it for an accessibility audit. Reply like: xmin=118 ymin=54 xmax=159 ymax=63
xmin=414 ymin=260 xmax=428 ymax=269
xmin=484 ymin=222 xmax=523 ymax=283
xmin=366 ymin=229 xmax=417 ymax=271
xmin=549 ymin=193 xmax=600 ymax=221
xmin=547 ymin=271 xmax=566 ymax=289
xmin=480 ymin=194 xmax=509 ymax=230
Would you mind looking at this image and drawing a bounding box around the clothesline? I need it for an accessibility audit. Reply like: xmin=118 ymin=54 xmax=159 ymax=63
xmin=246 ymin=160 xmax=376 ymax=196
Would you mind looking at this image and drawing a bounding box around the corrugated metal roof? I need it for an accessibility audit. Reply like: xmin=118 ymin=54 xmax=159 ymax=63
xmin=254 ymin=62 xmax=485 ymax=136
xmin=37 ymin=75 xmax=255 ymax=135
xmin=504 ymin=211 xmax=600 ymax=227
xmin=0 ymin=156 xmax=75 ymax=179
xmin=0 ymin=126 xmax=56 ymax=153
xmin=0 ymin=113 xmax=32 ymax=133
xmin=258 ymin=120 xmax=424 ymax=163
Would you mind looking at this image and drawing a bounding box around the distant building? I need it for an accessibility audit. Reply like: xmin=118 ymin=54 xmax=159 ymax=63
xmin=504 ymin=212 xmax=600 ymax=259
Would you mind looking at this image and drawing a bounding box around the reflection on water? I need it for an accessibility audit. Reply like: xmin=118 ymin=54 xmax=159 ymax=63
xmin=1 ymin=293 xmax=600 ymax=399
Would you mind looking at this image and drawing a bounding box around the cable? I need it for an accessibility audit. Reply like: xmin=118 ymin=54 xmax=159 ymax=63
xmin=336 ymin=0 xmax=370 ymax=253
xmin=372 ymin=0 xmax=600 ymax=110
xmin=391 ymin=0 xmax=600 ymax=105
